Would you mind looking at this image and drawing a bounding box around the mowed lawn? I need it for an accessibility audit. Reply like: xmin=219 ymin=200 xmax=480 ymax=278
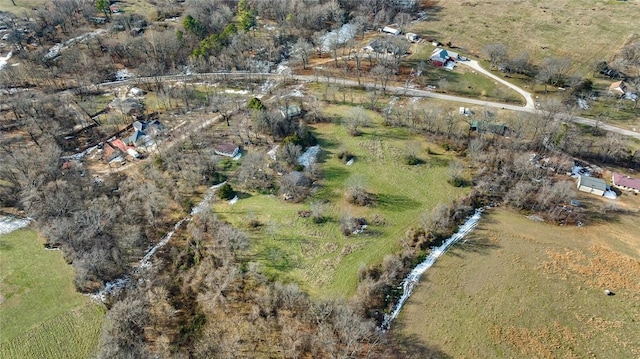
xmin=411 ymin=0 xmax=639 ymax=75
xmin=397 ymin=208 xmax=640 ymax=358
xmin=405 ymin=44 xmax=525 ymax=105
xmin=0 ymin=229 xmax=104 ymax=359
xmin=215 ymin=105 xmax=466 ymax=297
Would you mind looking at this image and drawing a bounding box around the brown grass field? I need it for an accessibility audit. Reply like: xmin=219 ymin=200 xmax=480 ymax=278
xmin=410 ymin=0 xmax=640 ymax=75
xmin=396 ymin=194 xmax=640 ymax=358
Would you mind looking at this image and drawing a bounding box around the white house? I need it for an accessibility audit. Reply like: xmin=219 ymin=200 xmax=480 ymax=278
xmin=214 ymin=143 xmax=240 ymax=158
xmin=577 ymin=175 xmax=606 ymax=196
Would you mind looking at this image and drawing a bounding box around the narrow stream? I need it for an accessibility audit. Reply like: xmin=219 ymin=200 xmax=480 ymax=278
xmin=380 ymin=208 xmax=484 ymax=331
xmin=0 ymin=215 xmax=30 ymax=236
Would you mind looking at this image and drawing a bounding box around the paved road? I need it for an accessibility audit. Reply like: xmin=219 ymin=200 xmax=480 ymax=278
xmin=96 ymin=72 xmax=640 ymax=141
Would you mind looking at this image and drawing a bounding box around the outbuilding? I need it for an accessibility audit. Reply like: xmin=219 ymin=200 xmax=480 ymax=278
xmin=577 ymin=175 xmax=606 ymax=196
xmin=279 ymin=104 xmax=302 ymax=119
xmin=382 ymin=26 xmax=401 ymax=36
xmin=405 ymin=32 xmax=419 ymax=42
xmin=609 ymin=81 xmax=627 ymax=97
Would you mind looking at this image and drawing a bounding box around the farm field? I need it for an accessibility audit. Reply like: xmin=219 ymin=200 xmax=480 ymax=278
xmin=397 ymin=205 xmax=640 ymax=358
xmin=0 ymin=0 xmax=42 ymax=13
xmin=0 ymin=228 xmax=104 ymax=359
xmin=411 ymin=0 xmax=640 ymax=75
xmin=214 ymin=105 xmax=467 ymax=297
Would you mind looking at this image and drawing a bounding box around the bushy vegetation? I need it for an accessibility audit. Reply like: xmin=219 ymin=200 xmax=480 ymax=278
xmin=217 ymin=182 xmax=235 ymax=200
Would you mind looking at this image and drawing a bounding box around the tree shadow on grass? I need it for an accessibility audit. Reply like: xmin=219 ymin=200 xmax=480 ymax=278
xmin=315 ymin=146 xmax=334 ymax=164
xmin=376 ymin=193 xmax=421 ymax=212
xmin=365 ymin=129 xmax=411 ymax=142
xmin=314 ymin=136 xmax=340 ymax=151
xmin=448 ymin=229 xmax=501 ymax=258
xmin=235 ymin=191 xmax=253 ymax=200
xmin=315 ymin=166 xmax=350 ymax=200
xmin=426 ymin=156 xmax=451 ymax=167
xmin=253 ymin=246 xmax=298 ymax=272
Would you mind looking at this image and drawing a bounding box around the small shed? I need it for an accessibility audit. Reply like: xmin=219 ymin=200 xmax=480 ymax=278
xmin=214 ymin=143 xmax=240 ymax=158
xmin=577 ymin=175 xmax=606 ymax=196
xmin=382 ymin=26 xmax=401 ymax=36
xmin=609 ymin=81 xmax=627 ymax=96
xmin=470 ymin=121 xmax=508 ymax=136
xmin=405 ymin=32 xmax=419 ymax=42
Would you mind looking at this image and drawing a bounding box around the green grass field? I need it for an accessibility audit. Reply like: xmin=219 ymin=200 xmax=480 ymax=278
xmin=0 ymin=229 xmax=104 ymax=359
xmin=214 ymin=105 xmax=466 ymax=297
xmin=397 ymin=206 xmax=640 ymax=358
xmin=410 ymin=0 xmax=640 ymax=76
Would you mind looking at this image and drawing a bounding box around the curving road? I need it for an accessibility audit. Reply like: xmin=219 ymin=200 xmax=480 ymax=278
xmin=459 ymin=60 xmax=536 ymax=110
xmin=95 ymin=71 xmax=640 ymax=140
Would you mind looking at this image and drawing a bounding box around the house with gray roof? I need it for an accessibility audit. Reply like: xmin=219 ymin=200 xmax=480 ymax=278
xmin=577 ymin=175 xmax=606 ymax=196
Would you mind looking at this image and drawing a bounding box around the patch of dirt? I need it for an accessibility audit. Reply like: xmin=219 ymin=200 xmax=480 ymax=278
xmin=490 ymin=322 xmax=579 ymax=359
xmin=540 ymin=245 xmax=640 ymax=297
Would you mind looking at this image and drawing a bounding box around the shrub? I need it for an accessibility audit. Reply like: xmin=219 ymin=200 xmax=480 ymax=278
xmin=345 ymin=186 xmax=376 ymax=207
xmin=448 ymin=176 xmax=468 ymax=187
xmin=248 ymin=219 xmax=262 ymax=228
xmin=248 ymin=97 xmax=265 ymax=111
xmin=404 ymin=154 xmax=422 ymax=165
xmin=218 ymin=183 xmax=235 ymax=200
xmin=336 ymin=150 xmax=355 ymax=163
xmin=340 ymin=216 xmax=367 ymax=236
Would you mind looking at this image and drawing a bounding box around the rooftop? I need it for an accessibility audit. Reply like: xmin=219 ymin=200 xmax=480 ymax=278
xmin=612 ymin=172 xmax=640 ymax=190
xmin=579 ymin=175 xmax=607 ymax=191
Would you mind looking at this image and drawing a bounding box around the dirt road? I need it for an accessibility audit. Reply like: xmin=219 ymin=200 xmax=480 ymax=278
xmin=459 ymin=60 xmax=536 ymax=109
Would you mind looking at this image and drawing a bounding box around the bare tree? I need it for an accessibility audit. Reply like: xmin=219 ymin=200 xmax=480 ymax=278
xmin=483 ymin=43 xmax=508 ymax=69
xmin=536 ymin=57 xmax=571 ymax=91
xmin=393 ymin=12 xmax=412 ymax=33
xmin=507 ymin=51 xmax=532 ymax=75
xmin=343 ymin=106 xmax=370 ymax=136
xmin=371 ymin=64 xmax=393 ymax=94
xmin=238 ymin=152 xmax=272 ymax=191
xmin=278 ymin=142 xmax=302 ymax=167
xmin=291 ymin=37 xmax=313 ymax=70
